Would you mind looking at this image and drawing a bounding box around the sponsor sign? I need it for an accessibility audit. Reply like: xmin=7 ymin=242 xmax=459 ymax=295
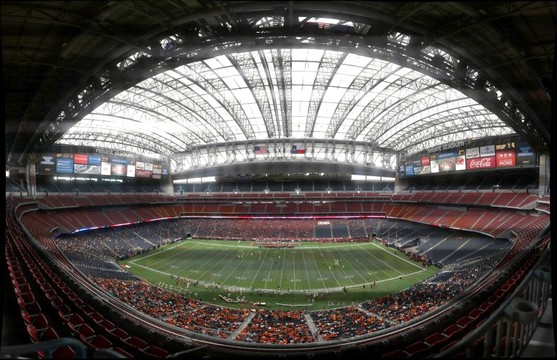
xmin=73 ymin=153 xmax=88 ymax=165
xmin=127 ymin=164 xmax=136 ymax=177
xmin=479 ymin=145 xmax=495 ymax=157
xmin=74 ymin=164 xmax=101 ymax=174
xmin=465 ymin=147 xmax=479 ymax=159
xmin=438 ymin=157 xmax=456 ymax=172
xmin=398 ymin=164 xmax=406 ymax=177
xmin=56 ymin=157 xmax=74 ymax=174
xmin=455 ymin=155 xmax=466 ymax=171
xmin=136 ymin=169 xmax=153 ymax=178
xmin=496 ymin=150 xmax=516 ymax=167
xmin=101 ymin=162 xmax=112 ymax=175
xmin=496 ymin=142 xmax=515 ymax=150
xmin=430 ymin=159 xmax=439 ymax=173
xmin=111 ymin=164 xmax=127 ymax=176
xmin=421 ymin=156 xmax=430 ymax=166
xmin=516 ymin=143 xmax=536 ymax=166
xmin=405 ymin=164 xmax=414 ymax=176
xmin=88 ymin=154 xmax=101 ymax=166
xmin=467 ymin=156 xmax=496 ymax=169
xmin=415 ymin=165 xmax=431 ymax=175
xmin=39 ymin=154 xmax=56 ymax=174
xmin=109 ymin=156 xmax=128 ymax=165
xmin=438 ymin=151 xmax=458 ymax=160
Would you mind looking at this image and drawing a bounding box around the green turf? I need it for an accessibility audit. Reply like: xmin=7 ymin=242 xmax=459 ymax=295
xmin=120 ymin=239 xmax=440 ymax=310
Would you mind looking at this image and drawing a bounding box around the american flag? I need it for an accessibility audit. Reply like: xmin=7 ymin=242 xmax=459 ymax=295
xmin=254 ymin=145 xmax=269 ymax=154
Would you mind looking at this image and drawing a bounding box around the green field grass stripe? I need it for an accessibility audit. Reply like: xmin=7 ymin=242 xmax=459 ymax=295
xmin=122 ymin=239 xmax=439 ymax=309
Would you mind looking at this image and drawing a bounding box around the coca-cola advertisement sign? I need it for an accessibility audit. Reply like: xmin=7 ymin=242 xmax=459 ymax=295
xmin=135 ymin=169 xmax=153 ymax=178
xmin=466 ymin=156 xmax=495 ymax=169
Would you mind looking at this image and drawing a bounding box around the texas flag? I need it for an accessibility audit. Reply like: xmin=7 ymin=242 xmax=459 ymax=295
xmin=291 ymin=145 xmax=306 ymax=154
xmin=254 ymin=145 xmax=269 ymax=155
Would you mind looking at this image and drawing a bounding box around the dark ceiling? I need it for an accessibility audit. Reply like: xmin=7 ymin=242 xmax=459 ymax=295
xmin=3 ymin=1 xmax=554 ymax=168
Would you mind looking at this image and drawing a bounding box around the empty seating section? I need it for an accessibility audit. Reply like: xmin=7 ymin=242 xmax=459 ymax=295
xmin=392 ymin=191 xmax=538 ymax=209
xmin=5 ymin=199 xmax=169 ymax=358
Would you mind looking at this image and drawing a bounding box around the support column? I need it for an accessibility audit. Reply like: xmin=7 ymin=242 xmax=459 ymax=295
xmin=25 ymin=162 xmax=37 ymax=197
xmin=538 ymin=153 xmax=550 ymax=196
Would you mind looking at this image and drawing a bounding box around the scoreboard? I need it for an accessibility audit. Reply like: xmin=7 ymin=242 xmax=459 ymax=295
xmin=38 ymin=152 xmax=168 ymax=179
xmin=399 ymin=138 xmax=536 ymax=178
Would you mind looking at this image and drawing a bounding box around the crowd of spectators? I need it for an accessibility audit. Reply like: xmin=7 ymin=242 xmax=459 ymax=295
xmin=236 ymin=309 xmax=316 ymax=344
xmin=89 ymin=257 xmax=492 ymax=345
xmin=310 ymin=305 xmax=391 ymax=341
xmin=359 ymin=266 xmax=486 ymax=324
xmin=48 ymin=217 xmax=505 ymax=345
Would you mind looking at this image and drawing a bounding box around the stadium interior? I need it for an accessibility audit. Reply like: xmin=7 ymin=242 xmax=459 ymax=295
xmin=3 ymin=1 xmax=553 ymax=359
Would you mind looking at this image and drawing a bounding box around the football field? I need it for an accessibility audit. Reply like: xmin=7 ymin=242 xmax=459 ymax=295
xmin=122 ymin=239 xmax=440 ymax=309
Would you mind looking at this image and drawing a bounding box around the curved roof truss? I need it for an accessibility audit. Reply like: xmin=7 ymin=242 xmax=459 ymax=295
xmin=57 ymin=33 xmax=520 ymax=162
xmin=5 ymin=2 xmax=552 ymax=170
xmin=28 ymin=11 xmax=546 ymax=177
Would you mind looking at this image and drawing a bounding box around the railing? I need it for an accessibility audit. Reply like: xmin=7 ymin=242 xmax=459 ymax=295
xmin=434 ymin=244 xmax=552 ymax=358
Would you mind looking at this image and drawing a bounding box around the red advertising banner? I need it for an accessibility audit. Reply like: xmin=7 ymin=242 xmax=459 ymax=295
xmin=421 ymin=156 xmax=430 ymax=166
xmin=466 ymin=156 xmax=496 ymax=169
xmin=73 ymin=153 xmax=88 ymax=164
xmin=135 ymin=169 xmax=153 ymax=178
xmin=496 ymin=150 xmax=516 ymax=167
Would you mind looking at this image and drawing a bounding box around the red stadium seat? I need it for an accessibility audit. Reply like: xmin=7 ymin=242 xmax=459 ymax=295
xmin=49 ymin=296 xmax=65 ymax=309
xmin=71 ymin=296 xmax=85 ymax=308
xmin=139 ymin=345 xmax=169 ymax=359
xmin=77 ymin=323 xmax=96 ymax=340
xmin=67 ymin=313 xmax=85 ymax=334
xmin=425 ymin=331 xmax=448 ymax=346
xmin=30 ymin=312 xmax=49 ymax=332
xmin=405 ymin=340 xmax=430 ymax=355
xmin=381 ymin=348 xmax=409 ymax=359
xmin=43 ymin=288 xmax=58 ymax=300
xmin=16 ymin=290 xmax=36 ymax=306
xmin=14 ymin=281 xmax=32 ymax=295
xmin=18 ymin=298 xmax=42 ymax=316
xmin=57 ymin=304 xmax=74 ymax=323
xmin=96 ymin=318 xmax=116 ymax=333
xmin=456 ymin=315 xmax=473 ymax=329
xmin=26 ymin=324 xmax=60 ymax=343
xmin=443 ymin=323 xmax=465 ymax=338
xmin=39 ymin=282 xmax=53 ymax=292
xmin=20 ymin=309 xmax=37 ymax=324
xmin=82 ymin=334 xmax=113 ymax=351
xmin=80 ymin=304 xmax=96 ymax=315
xmin=86 ymin=310 xmax=104 ymax=323
xmin=113 ymin=346 xmax=133 ymax=358
xmin=108 ymin=327 xmax=131 ymax=342
xmin=469 ymin=307 xmax=483 ymax=320
xmin=52 ymin=346 xmax=76 ymax=359
xmin=124 ymin=336 xmax=149 ymax=351
xmin=27 ymin=325 xmax=63 ymax=360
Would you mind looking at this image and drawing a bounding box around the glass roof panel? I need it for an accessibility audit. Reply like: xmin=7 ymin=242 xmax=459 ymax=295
xmin=58 ymin=46 xmax=514 ymax=156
